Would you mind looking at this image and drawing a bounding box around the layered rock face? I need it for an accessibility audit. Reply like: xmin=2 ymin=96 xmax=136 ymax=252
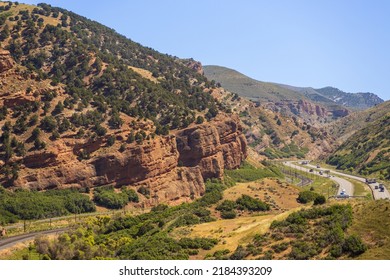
xmin=14 ymin=115 xmax=247 ymax=206
xmin=0 ymin=49 xmax=14 ymax=73
xmin=176 ymin=114 xmax=247 ymax=179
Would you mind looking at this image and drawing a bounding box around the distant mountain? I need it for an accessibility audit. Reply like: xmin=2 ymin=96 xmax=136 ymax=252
xmin=315 ymin=87 xmax=384 ymax=110
xmin=204 ymin=65 xmax=349 ymax=122
xmin=204 ymin=66 xmax=383 ymax=114
xmin=204 ymin=65 xmax=306 ymax=102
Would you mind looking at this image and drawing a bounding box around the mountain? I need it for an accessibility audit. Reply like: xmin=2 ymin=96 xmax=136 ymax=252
xmin=211 ymin=86 xmax=336 ymax=160
xmin=327 ymin=101 xmax=390 ymax=179
xmin=204 ymin=65 xmax=350 ymax=123
xmin=0 ymin=2 xmax=246 ymax=206
xmin=315 ymin=86 xmax=384 ymax=110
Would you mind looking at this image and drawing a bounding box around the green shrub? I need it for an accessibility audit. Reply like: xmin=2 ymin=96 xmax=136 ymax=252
xmin=93 ymin=186 xmax=138 ymax=209
xmin=220 ymin=210 xmax=237 ymax=219
xmin=297 ymin=191 xmax=318 ymax=204
xmin=216 ymin=200 xmax=236 ymax=211
xmin=313 ymin=195 xmax=326 ymax=205
xmin=236 ymin=194 xmax=269 ymax=211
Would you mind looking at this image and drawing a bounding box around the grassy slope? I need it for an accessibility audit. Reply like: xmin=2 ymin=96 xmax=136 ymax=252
xmin=349 ymin=200 xmax=390 ymax=259
xmin=204 ymin=65 xmax=305 ymax=102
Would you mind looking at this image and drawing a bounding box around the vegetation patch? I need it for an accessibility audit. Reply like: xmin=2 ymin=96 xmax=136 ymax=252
xmin=0 ymin=186 xmax=95 ymax=224
xmin=297 ymin=190 xmax=326 ymax=205
xmin=93 ymin=186 xmax=139 ymax=209
xmin=225 ymin=161 xmax=282 ymax=183
xmin=228 ymin=204 xmax=367 ymax=260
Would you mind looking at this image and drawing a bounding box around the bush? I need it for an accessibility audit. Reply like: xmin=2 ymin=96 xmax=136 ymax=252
xmin=313 ymin=195 xmax=326 ymax=205
xmin=216 ymin=200 xmax=236 ymax=211
xmin=343 ymin=235 xmax=367 ymax=256
xmin=93 ymin=186 xmax=138 ymax=209
xmin=220 ymin=210 xmax=237 ymax=219
xmin=297 ymin=191 xmax=319 ymax=204
xmin=236 ymin=195 xmax=269 ymax=211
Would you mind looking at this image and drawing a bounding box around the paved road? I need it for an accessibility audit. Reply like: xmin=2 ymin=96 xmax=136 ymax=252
xmin=0 ymin=228 xmax=66 ymax=251
xmin=305 ymin=163 xmax=390 ymax=200
xmin=283 ymin=162 xmax=354 ymax=197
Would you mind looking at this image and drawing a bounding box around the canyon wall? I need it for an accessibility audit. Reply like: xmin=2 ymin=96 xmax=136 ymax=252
xmin=13 ymin=114 xmax=247 ymax=206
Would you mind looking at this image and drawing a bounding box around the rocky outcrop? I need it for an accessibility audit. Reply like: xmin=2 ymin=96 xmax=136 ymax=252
xmin=180 ymin=58 xmax=204 ymax=75
xmin=0 ymin=49 xmax=14 ymax=73
xmin=176 ymin=114 xmax=247 ymax=179
xmin=13 ymin=115 xmax=247 ymax=206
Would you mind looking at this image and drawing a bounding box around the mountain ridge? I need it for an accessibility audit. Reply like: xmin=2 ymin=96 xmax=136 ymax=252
xmin=204 ymin=65 xmax=383 ymax=112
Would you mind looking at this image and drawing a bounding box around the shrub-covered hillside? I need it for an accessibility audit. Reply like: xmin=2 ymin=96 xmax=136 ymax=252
xmin=0 ymin=2 xmax=226 ymax=187
xmin=327 ymin=113 xmax=390 ymax=179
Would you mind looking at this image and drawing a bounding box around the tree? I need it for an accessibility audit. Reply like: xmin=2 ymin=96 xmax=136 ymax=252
xmin=31 ymin=127 xmax=41 ymax=140
xmin=127 ymin=131 xmax=135 ymax=143
xmin=0 ymin=24 xmax=10 ymax=41
xmin=34 ymin=138 xmax=46 ymax=150
xmin=94 ymin=124 xmax=107 ymax=136
xmin=108 ymin=112 xmax=123 ymax=129
xmin=135 ymin=132 xmax=144 ymax=144
xmin=313 ymin=195 xmax=326 ymax=205
xmin=52 ymin=101 xmax=64 ymax=115
xmin=40 ymin=116 xmax=57 ymax=132
xmin=196 ymin=116 xmax=204 ymax=124
xmin=107 ymin=135 xmax=115 ymax=146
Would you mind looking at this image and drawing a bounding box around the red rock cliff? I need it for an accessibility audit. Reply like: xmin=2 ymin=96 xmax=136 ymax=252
xmin=14 ymin=114 xmax=247 ymax=206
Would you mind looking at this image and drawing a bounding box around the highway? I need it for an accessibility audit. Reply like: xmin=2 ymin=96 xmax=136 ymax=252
xmin=283 ymin=161 xmax=354 ymax=197
xmin=285 ymin=161 xmax=389 ymax=200
xmin=305 ymin=163 xmax=390 ymax=200
xmin=0 ymin=228 xmax=66 ymax=251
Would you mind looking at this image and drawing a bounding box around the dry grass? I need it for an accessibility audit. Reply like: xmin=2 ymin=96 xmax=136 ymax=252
xmin=171 ymin=178 xmax=302 ymax=259
xmin=129 ymin=66 xmax=159 ymax=83
xmin=173 ymin=209 xmax=298 ymax=260
xmin=223 ymin=178 xmax=301 ymax=212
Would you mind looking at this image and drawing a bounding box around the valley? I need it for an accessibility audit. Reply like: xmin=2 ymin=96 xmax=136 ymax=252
xmin=0 ymin=1 xmax=389 ymax=261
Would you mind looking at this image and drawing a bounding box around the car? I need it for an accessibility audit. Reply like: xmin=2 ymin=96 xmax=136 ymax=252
xmin=375 ymin=185 xmax=379 ymax=189
xmin=309 ymin=169 xmax=313 ymax=172
xmin=319 ymin=171 xmax=323 ymax=175
xmin=316 ymin=165 xmax=320 ymax=168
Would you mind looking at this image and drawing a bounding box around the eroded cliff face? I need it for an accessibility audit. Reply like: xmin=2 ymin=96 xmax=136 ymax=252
xmin=176 ymin=114 xmax=246 ymax=179
xmin=13 ymin=114 xmax=247 ymax=206
xmin=0 ymin=50 xmax=14 ymax=73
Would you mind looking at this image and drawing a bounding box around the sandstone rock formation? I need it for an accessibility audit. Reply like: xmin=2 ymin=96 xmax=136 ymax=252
xmin=0 ymin=49 xmax=14 ymax=73
xmin=13 ymin=114 xmax=247 ymax=206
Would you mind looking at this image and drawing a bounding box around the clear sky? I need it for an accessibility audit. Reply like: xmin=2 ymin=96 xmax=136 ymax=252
xmin=19 ymin=0 xmax=390 ymax=100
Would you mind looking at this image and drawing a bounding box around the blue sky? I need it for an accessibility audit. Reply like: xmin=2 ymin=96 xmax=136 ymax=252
xmin=19 ymin=0 xmax=390 ymax=100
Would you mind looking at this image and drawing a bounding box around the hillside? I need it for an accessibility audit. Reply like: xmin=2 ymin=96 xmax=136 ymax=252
xmin=204 ymin=65 xmax=350 ymax=123
xmin=328 ymin=101 xmax=390 ymax=142
xmin=327 ymin=111 xmax=390 ymax=179
xmin=0 ymin=2 xmax=246 ymax=208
